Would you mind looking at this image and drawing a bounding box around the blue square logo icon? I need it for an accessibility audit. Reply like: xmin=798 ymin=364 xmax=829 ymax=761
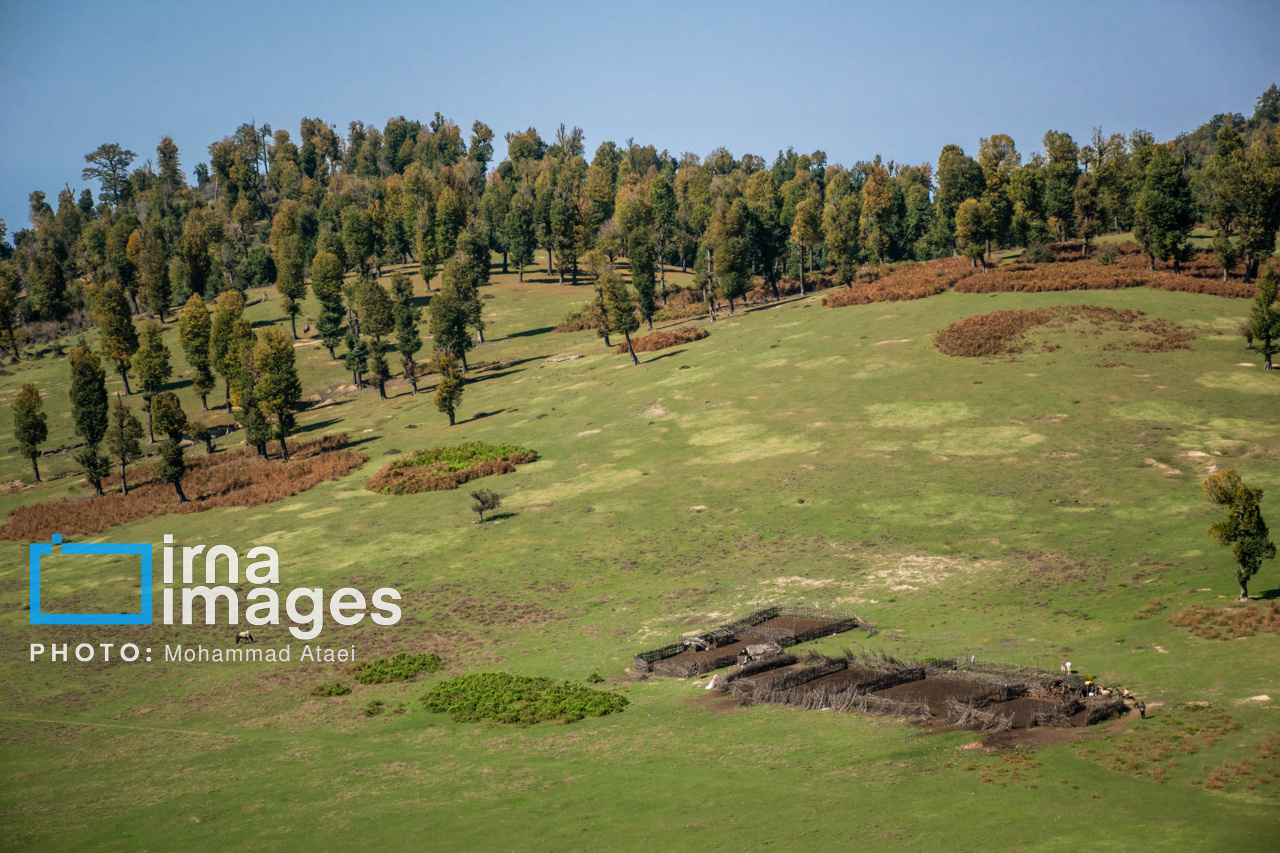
xmin=29 ymin=535 xmax=153 ymax=625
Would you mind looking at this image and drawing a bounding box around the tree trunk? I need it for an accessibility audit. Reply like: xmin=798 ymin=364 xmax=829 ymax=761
xmin=502 ymin=251 xmax=508 ymax=273
xmin=200 ymin=392 xmax=208 ymax=411
xmin=1148 ymin=253 xmax=1155 ymax=271
xmin=624 ymin=332 xmax=638 ymax=366
xmin=448 ymin=409 xmax=455 ymax=426
xmin=92 ymin=478 xmax=103 ymax=497
xmin=225 ymin=379 xmax=233 ymax=413
xmin=460 ymin=351 xmax=468 ymax=372
xmin=31 ymin=456 xmax=40 ymax=482
xmin=119 ymin=366 xmax=132 ymax=396
xmin=289 ymin=313 xmax=298 ymax=340
xmin=204 ymin=436 xmax=215 ymax=454
xmin=146 ymin=408 xmax=155 ymax=443
xmin=377 ymin=379 xmax=386 ymax=400
xmin=518 ymin=268 xmax=524 ymax=283
xmin=279 ymin=433 xmax=291 ymax=462
xmin=120 ymin=460 xmax=129 ymax=495
xmin=547 ymin=249 xmax=553 ymax=276
xmin=1238 ymin=576 xmax=1250 ymax=601
xmin=173 ymin=481 xmax=186 ymax=504
xmin=646 ymin=316 xmax=653 ymax=331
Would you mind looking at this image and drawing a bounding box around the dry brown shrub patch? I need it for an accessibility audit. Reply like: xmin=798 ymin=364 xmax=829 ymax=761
xmin=935 ymin=305 xmax=1194 ymax=359
xmin=0 ymin=435 xmax=367 ymax=540
xmin=615 ymin=326 xmax=708 ymax=354
xmin=1169 ymin=602 xmax=1280 ymax=640
xmin=823 ymin=258 xmax=973 ymax=308
xmin=953 ymin=243 xmax=1256 ymax=299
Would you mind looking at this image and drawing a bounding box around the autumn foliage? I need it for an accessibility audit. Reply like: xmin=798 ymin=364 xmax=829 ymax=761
xmin=822 ymin=258 xmax=973 ymax=308
xmin=1169 ymin=602 xmax=1280 ymax=640
xmin=615 ymin=325 xmax=708 ymax=354
xmin=934 ymin=305 xmax=1194 ymax=358
xmin=0 ymin=434 xmax=367 ymax=541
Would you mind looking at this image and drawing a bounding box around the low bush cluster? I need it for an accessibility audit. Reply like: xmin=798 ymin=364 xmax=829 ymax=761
xmin=1077 ymin=704 xmax=1238 ymax=784
xmin=615 ymin=325 xmax=708 ymax=354
xmin=365 ymin=441 xmax=538 ymax=495
xmin=0 ymin=435 xmax=367 ymax=541
xmin=352 ymin=652 xmax=445 ymax=685
xmin=311 ymin=682 xmax=352 ymax=697
xmin=934 ymin=305 xmax=1194 ymax=359
xmin=1202 ymin=734 xmax=1280 ymax=792
xmin=822 ymin=258 xmax=972 ymax=308
xmin=420 ymin=672 xmax=629 ymax=725
xmin=1169 ymin=602 xmax=1280 ymax=640
xmin=554 ymin=304 xmax=603 ymax=332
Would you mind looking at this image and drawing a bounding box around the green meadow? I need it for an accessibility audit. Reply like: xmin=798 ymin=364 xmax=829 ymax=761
xmin=1 ymin=257 xmax=1278 ymax=851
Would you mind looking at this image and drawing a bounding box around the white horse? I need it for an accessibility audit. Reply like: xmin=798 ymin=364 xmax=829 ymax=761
xmin=235 ymin=630 xmax=256 ymax=644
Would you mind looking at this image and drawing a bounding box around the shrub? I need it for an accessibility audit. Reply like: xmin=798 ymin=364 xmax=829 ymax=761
xmin=365 ymin=441 xmax=538 ymax=495
xmin=1021 ymin=243 xmax=1055 ymax=264
xmin=934 ymin=306 xmax=1194 ymax=359
xmin=1169 ymin=602 xmax=1280 ymax=640
xmin=362 ymin=700 xmax=386 ymax=717
xmin=352 ymin=652 xmax=445 ymax=685
xmin=822 ymin=258 xmax=971 ymax=308
xmin=586 ymin=672 xmax=605 ymax=684
xmin=1096 ymin=244 xmax=1120 ymax=266
xmin=420 ymin=672 xmax=629 ymax=725
xmin=0 ymin=435 xmax=367 ymax=541
xmin=311 ymin=682 xmax=352 ymax=697
xmin=554 ymin=303 xmax=602 ymax=332
xmin=615 ymin=325 xmax=708 ymax=354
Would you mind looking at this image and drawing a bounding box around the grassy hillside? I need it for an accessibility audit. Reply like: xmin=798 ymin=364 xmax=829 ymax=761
xmin=2 ymin=252 xmax=1278 ymax=851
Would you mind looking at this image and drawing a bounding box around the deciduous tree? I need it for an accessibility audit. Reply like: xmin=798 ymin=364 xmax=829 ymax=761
xmin=599 ymin=272 xmax=640 ymax=365
xmin=133 ymin=321 xmax=172 ymax=442
xmin=253 ymin=327 xmax=302 ymax=460
xmin=93 ymin=281 xmax=139 ymax=394
xmin=310 ymin=250 xmax=346 ymax=359
xmin=1249 ymin=263 xmax=1279 ymax=370
xmin=152 ymin=390 xmax=188 ymax=503
xmin=12 ymin=383 xmax=47 ymax=481
xmin=105 ymin=396 xmax=144 ymax=494
xmin=1203 ymin=470 xmax=1276 ymax=600
xmin=69 ymin=342 xmax=111 ymax=496
xmin=430 ymin=349 xmax=465 ymax=426
xmin=391 ymin=272 xmax=423 ymax=393
xmin=178 ymin=294 xmax=215 ymax=410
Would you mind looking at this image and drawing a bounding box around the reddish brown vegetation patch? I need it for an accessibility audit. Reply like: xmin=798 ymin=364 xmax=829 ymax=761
xmin=1169 ymin=602 xmax=1280 ymax=640
xmin=935 ymin=305 xmax=1194 ymax=358
xmin=953 ymin=244 xmax=1256 ymax=299
xmin=616 ymin=325 xmax=708 ymax=354
xmin=0 ymin=435 xmax=367 ymax=541
xmin=365 ymin=456 xmax=531 ymax=494
xmin=823 ymin=258 xmax=974 ymax=308
xmin=554 ymin=303 xmax=603 ymax=332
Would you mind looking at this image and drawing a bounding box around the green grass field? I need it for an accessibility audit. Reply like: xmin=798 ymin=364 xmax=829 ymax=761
xmin=2 ymin=253 xmax=1279 ymax=851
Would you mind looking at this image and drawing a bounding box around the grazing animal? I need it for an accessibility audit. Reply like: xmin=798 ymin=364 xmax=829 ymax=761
xmin=1060 ymin=660 xmax=1072 ymax=674
xmin=235 ymin=630 xmax=256 ymax=644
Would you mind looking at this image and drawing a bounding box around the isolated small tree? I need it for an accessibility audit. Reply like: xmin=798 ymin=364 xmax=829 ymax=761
xmin=430 ymin=349 xmax=465 ymax=426
xmin=1073 ymin=172 xmax=1101 ymax=258
xmin=69 ymin=343 xmax=111 ymax=496
xmin=600 ymin=272 xmax=640 ymax=365
xmin=178 ymin=294 xmax=216 ymax=410
xmin=470 ymin=488 xmax=502 ymax=522
xmin=105 ymin=395 xmax=144 ymax=495
xmin=630 ymin=228 xmax=657 ymax=330
xmin=94 ymin=281 xmax=139 ymax=395
xmin=133 ymin=321 xmax=172 ymax=442
xmin=311 ymin=249 xmax=347 ymax=359
xmin=1203 ymin=470 xmax=1276 ymax=600
xmin=427 ymin=269 xmax=474 ymax=371
xmin=12 ymin=383 xmax=48 ymax=481
xmin=253 ymin=327 xmax=302 ymax=461
xmin=955 ymin=198 xmax=995 ymax=270
xmin=1249 ymin=263 xmax=1279 ymax=370
xmin=151 ymin=390 xmax=188 ymax=503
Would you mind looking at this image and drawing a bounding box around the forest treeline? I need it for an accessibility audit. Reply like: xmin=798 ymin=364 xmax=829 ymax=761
xmin=1 ymin=86 xmax=1278 ymax=362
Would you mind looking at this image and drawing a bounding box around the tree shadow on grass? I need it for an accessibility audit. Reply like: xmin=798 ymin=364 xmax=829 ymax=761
xmin=644 ymin=349 xmax=686 ymax=364
xmin=295 ymin=417 xmax=346 ymax=435
xmin=1255 ymin=586 xmax=1280 ymax=601
xmin=505 ymin=326 xmax=555 ymax=339
xmin=466 ymin=409 xmax=508 ymax=423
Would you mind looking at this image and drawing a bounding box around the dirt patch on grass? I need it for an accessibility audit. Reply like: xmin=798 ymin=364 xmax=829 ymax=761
xmin=873 ymin=677 xmax=997 ymax=716
xmin=0 ymin=435 xmax=366 ymax=540
xmin=935 ymin=305 xmax=1194 ymax=359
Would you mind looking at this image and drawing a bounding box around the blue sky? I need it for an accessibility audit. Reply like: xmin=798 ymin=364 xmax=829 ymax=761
xmin=2 ymin=0 xmax=1277 ymax=233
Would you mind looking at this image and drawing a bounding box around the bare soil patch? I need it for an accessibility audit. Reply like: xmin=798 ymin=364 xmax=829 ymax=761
xmin=873 ymin=677 xmax=997 ymax=716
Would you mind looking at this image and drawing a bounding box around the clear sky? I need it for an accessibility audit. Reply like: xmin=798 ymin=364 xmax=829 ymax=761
xmin=2 ymin=0 xmax=1277 ymax=233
